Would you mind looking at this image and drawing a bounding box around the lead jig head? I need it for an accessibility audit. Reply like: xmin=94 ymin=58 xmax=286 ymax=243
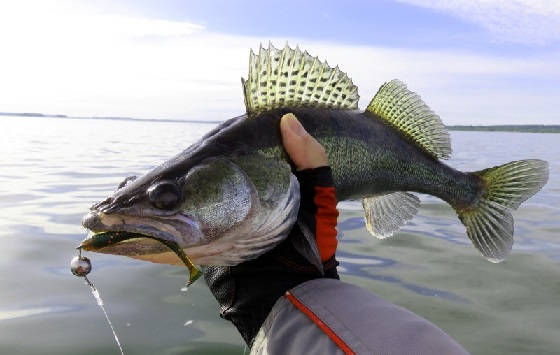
xmin=71 ymin=255 xmax=92 ymax=277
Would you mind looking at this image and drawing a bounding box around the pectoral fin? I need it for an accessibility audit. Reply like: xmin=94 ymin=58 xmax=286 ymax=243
xmin=362 ymin=192 xmax=420 ymax=239
xmin=291 ymin=219 xmax=324 ymax=274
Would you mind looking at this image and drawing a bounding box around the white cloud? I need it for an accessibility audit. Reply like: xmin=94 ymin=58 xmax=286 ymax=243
xmin=397 ymin=0 xmax=560 ymax=45
xmin=0 ymin=0 xmax=558 ymax=124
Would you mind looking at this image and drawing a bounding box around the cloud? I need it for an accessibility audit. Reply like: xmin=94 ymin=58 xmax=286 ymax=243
xmin=0 ymin=0 xmax=558 ymax=124
xmin=397 ymin=0 xmax=560 ymax=45
xmin=295 ymin=43 xmax=560 ymax=125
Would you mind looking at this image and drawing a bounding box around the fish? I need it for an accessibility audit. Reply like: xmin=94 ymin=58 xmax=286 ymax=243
xmin=81 ymin=44 xmax=549 ymax=285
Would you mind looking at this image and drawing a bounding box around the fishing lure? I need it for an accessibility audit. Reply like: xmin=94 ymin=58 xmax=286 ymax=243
xmin=81 ymin=231 xmax=201 ymax=285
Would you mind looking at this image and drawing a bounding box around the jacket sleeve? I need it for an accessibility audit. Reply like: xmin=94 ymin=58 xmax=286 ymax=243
xmin=203 ymin=166 xmax=341 ymax=346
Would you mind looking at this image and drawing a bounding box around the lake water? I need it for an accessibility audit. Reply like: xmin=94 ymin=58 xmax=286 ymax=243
xmin=1 ymin=115 xmax=558 ymax=355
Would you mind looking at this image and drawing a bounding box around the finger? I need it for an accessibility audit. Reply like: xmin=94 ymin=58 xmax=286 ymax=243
xmin=280 ymin=113 xmax=304 ymax=155
xmin=281 ymin=113 xmax=307 ymax=138
xmin=280 ymin=113 xmax=305 ymax=168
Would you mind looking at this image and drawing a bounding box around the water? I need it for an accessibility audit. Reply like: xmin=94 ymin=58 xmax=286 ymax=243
xmin=85 ymin=276 xmax=125 ymax=355
xmin=0 ymin=115 xmax=559 ymax=354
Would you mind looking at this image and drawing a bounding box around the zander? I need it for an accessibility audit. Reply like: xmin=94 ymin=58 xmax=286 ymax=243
xmin=81 ymin=44 xmax=549 ymax=284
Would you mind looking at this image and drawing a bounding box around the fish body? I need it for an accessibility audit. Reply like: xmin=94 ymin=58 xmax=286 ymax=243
xmin=81 ymin=45 xmax=549 ymax=283
xmin=212 ymin=107 xmax=482 ymax=206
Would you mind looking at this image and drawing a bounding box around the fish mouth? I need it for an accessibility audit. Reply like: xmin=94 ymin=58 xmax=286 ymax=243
xmin=80 ymin=211 xmax=205 ymax=285
xmin=81 ymin=211 xmax=203 ymax=251
xmin=80 ymin=230 xmax=169 ymax=253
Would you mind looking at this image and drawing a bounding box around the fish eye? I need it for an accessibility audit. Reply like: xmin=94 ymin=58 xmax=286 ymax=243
xmin=147 ymin=180 xmax=181 ymax=210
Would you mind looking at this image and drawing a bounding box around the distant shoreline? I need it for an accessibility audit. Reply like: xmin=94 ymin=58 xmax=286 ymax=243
xmin=1 ymin=112 xmax=558 ymax=132
xmin=0 ymin=112 xmax=221 ymax=124
xmin=1 ymin=112 xmax=68 ymax=118
xmin=446 ymin=125 xmax=560 ymax=133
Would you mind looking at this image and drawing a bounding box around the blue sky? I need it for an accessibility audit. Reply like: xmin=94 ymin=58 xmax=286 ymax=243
xmin=1 ymin=0 xmax=559 ymax=124
xmin=99 ymin=0 xmax=484 ymax=50
xmin=94 ymin=0 xmax=558 ymax=51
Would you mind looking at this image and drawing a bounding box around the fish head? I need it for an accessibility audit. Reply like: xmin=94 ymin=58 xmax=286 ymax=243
xmin=81 ymin=157 xmax=259 ymax=263
xmin=81 ymin=155 xmax=299 ymax=266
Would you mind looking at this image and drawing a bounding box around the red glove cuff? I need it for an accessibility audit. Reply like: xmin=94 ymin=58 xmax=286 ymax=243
xmin=313 ymin=186 xmax=339 ymax=262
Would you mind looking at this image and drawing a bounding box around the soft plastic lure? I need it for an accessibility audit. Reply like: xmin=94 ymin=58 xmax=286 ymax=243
xmin=82 ymin=231 xmax=201 ymax=285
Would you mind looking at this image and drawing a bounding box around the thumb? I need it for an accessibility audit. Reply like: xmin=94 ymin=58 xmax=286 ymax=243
xmin=280 ymin=113 xmax=307 ymax=138
xmin=280 ymin=113 xmax=306 ymax=167
xmin=280 ymin=112 xmax=328 ymax=170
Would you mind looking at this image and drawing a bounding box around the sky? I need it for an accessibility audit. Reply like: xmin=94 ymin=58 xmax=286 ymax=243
xmin=0 ymin=0 xmax=559 ymax=124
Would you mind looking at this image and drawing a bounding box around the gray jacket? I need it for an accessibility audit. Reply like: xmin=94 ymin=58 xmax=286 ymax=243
xmin=251 ymin=278 xmax=469 ymax=355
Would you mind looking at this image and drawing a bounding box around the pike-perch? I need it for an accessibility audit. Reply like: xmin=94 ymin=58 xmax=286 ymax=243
xmin=81 ymin=44 xmax=549 ymax=285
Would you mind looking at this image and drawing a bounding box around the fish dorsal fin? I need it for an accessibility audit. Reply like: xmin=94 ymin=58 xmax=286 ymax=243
xmin=242 ymin=43 xmax=359 ymax=116
xmin=366 ymin=80 xmax=452 ymax=159
xmin=362 ymin=192 xmax=420 ymax=239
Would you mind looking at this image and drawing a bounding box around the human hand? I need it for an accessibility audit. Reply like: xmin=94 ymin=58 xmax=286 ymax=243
xmin=280 ymin=113 xmax=328 ymax=171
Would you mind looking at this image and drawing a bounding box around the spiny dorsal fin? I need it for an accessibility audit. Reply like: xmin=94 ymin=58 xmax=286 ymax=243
xmin=362 ymin=192 xmax=420 ymax=239
xmin=366 ymin=80 xmax=452 ymax=159
xmin=242 ymin=43 xmax=359 ymax=116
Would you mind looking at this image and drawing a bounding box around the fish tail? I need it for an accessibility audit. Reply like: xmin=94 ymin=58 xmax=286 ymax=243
xmin=454 ymin=159 xmax=548 ymax=262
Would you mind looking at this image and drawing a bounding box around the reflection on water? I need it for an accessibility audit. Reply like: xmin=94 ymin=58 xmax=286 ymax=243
xmin=0 ymin=116 xmax=559 ymax=354
xmin=0 ymin=305 xmax=78 ymax=321
xmin=335 ymin=250 xmax=468 ymax=304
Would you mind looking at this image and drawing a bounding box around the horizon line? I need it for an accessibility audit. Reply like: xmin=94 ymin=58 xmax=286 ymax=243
xmin=1 ymin=111 xmax=558 ymax=128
